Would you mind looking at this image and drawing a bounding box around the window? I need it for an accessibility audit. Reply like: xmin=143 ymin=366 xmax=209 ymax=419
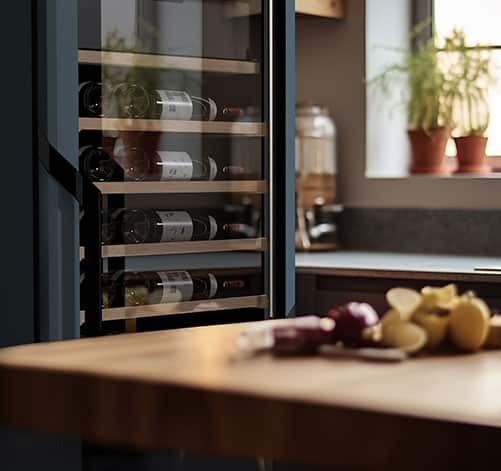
xmin=360 ymin=0 xmax=501 ymax=210
xmin=434 ymin=0 xmax=501 ymax=160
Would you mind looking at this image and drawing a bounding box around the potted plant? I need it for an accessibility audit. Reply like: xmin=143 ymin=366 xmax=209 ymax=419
xmin=371 ymin=27 xmax=453 ymax=175
xmin=443 ymin=29 xmax=495 ymax=174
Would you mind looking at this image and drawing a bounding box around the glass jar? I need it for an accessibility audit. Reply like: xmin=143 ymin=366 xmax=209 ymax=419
xmin=295 ymin=104 xmax=338 ymax=250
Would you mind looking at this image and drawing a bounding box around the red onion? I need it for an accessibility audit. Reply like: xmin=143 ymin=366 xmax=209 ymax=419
xmin=272 ymin=317 xmax=335 ymax=356
xmin=328 ymin=302 xmax=381 ymax=346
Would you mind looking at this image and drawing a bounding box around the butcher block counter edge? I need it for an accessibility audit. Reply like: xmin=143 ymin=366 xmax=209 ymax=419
xmin=1 ymin=323 xmax=501 ymax=469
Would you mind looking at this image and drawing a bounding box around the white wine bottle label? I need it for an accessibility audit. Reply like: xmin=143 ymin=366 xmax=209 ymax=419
xmin=156 ymin=211 xmax=194 ymax=242
xmin=158 ymin=271 xmax=194 ymax=304
xmin=156 ymin=90 xmax=193 ymax=120
xmin=157 ymin=151 xmax=194 ymax=181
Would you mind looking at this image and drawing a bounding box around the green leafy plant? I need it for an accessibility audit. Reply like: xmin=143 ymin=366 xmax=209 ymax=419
xmin=370 ymin=24 xmax=453 ymax=131
xmin=441 ymin=28 xmax=496 ymax=136
xmin=102 ymin=29 xmax=160 ymax=96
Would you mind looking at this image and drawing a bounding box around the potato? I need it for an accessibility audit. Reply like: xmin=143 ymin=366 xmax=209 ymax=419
xmin=386 ymin=288 xmax=422 ymax=320
xmin=449 ymin=297 xmax=490 ymax=351
xmin=420 ymin=284 xmax=458 ymax=311
xmin=485 ymin=316 xmax=501 ymax=349
xmin=381 ymin=309 xmax=403 ymax=329
xmin=412 ymin=309 xmax=449 ymax=349
xmin=382 ymin=322 xmax=427 ymax=354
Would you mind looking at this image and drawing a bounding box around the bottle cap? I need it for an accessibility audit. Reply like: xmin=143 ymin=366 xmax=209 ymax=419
xmin=208 ymin=215 xmax=218 ymax=240
xmin=208 ymin=273 xmax=218 ymax=299
xmin=208 ymin=157 xmax=218 ymax=181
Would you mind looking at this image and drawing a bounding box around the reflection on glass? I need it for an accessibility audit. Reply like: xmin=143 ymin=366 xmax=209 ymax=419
xmin=78 ymin=0 xmax=268 ymax=322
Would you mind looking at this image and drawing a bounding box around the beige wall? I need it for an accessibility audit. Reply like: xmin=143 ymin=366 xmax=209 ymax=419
xmin=296 ymin=0 xmax=366 ymax=204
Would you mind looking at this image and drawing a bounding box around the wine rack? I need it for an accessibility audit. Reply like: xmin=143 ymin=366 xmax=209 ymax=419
xmin=79 ymin=118 xmax=266 ymax=136
xmin=102 ymin=295 xmax=268 ymax=322
xmin=79 ymin=50 xmax=260 ymax=75
xmin=102 ymin=239 xmax=267 ymax=258
xmin=80 ymin=239 xmax=267 ymax=259
xmin=78 ymin=1 xmax=272 ymax=335
xmin=93 ymin=181 xmax=267 ymax=195
xmin=79 ymin=295 xmax=268 ymax=326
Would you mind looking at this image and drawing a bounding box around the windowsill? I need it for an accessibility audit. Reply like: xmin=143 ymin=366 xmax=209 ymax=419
xmin=365 ymin=173 xmax=501 ymax=180
xmin=366 ymin=157 xmax=501 ymax=179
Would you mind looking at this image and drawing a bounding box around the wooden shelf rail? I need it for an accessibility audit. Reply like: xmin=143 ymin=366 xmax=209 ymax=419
xmin=101 ymin=295 xmax=268 ymax=321
xmin=79 ymin=118 xmax=265 ymax=136
xmin=93 ymin=180 xmax=267 ymax=195
xmin=78 ymin=49 xmax=260 ymax=75
xmin=102 ymin=238 xmax=267 ymax=258
xmin=80 ymin=239 xmax=267 ymax=260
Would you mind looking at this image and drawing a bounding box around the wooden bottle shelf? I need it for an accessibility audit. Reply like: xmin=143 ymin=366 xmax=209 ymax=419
xmin=80 ymin=238 xmax=266 ymax=260
xmin=101 ymin=238 xmax=267 ymax=258
xmin=78 ymin=49 xmax=260 ymax=75
xmin=79 ymin=118 xmax=266 ymax=136
xmin=101 ymin=295 xmax=268 ymax=321
xmin=225 ymin=0 xmax=344 ymax=19
xmin=93 ymin=180 xmax=267 ymax=195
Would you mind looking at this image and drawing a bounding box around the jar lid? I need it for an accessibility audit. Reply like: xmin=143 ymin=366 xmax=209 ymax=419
xmin=296 ymin=103 xmax=329 ymax=116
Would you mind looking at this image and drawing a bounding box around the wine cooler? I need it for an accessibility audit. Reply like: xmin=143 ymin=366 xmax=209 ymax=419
xmin=3 ymin=0 xmax=295 ymax=341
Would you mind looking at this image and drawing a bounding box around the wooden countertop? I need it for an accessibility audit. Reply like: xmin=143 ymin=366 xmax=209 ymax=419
xmin=296 ymin=251 xmax=501 ymax=282
xmin=2 ymin=322 xmax=501 ymax=469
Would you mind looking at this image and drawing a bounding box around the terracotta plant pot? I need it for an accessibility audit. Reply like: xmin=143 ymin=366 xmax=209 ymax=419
xmin=407 ymin=128 xmax=450 ymax=175
xmin=454 ymin=136 xmax=491 ymax=174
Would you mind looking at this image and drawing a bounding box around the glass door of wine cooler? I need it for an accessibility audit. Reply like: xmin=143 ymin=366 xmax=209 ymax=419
xmin=77 ymin=0 xmax=294 ymax=334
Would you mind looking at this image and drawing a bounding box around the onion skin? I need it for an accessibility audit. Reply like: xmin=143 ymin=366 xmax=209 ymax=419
xmin=272 ymin=318 xmax=335 ymax=356
xmin=328 ymin=303 xmax=380 ymax=346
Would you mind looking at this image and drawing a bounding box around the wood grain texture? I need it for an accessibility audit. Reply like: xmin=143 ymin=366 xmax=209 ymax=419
xmin=79 ymin=118 xmax=266 ymax=136
xmin=1 ymin=322 xmax=501 ymax=469
xmin=101 ymin=295 xmax=268 ymax=321
xmin=78 ymin=50 xmax=260 ymax=75
xmin=93 ymin=180 xmax=267 ymax=195
xmin=296 ymin=0 xmax=344 ymax=18
xmin=225 ymin=1 xmax=344 ymax=19
xmin=102 ymin=238 xmax=268 ymax=258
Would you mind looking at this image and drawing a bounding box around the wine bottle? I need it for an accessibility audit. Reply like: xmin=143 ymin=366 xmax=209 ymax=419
xmin=111 ymin=82 xmax=151 ymax=119
xmin=111 ymin=270 xmax=217 ymax=306
xmin=110 ymin=269 xmax=256 ymax=307
xmin=79 ymin=81 xmax=111 ymax=117
xmin=121 ymin=209 xmax=218 ymax=244
xmin=221 ymin=222 xmax=258 ymax=239
xmin=151 ymin=90 xmax=217 ymax=121
xmin=221 ymin=105 xmax=261 ymax=122
xmin=219 ymin=201 xmax=260 ymax=239
xmin=101 ymin=209 xmax=126 ymax=245
xmin=114 ymin=147 xmax=218 ymax=181
xmin=79 ymin=146 xmax=122 ymax=182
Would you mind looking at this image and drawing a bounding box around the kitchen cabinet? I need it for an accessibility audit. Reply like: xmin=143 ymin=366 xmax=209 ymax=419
xmin=226 ymin=0 xmax=344 ymax=19
xmin=296 ymin=0 xmax=343 ymax=18
xmin=296 ymin=252 xmax=501 ymax=315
